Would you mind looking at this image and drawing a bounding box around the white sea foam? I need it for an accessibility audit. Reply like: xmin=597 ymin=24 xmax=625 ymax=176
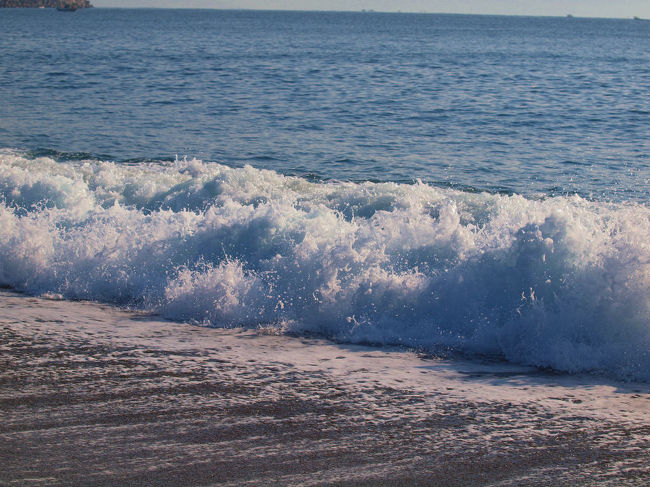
xmin=1 ymin=150 xmax=648 ymax=380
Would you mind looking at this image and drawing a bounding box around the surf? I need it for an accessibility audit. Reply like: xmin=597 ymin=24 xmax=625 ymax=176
xmin=1 ymin=149 xmax=648 ymax=380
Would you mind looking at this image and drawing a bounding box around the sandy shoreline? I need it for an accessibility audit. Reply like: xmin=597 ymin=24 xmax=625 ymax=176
xmin=1 ymin=290 xmax=648 ymax=486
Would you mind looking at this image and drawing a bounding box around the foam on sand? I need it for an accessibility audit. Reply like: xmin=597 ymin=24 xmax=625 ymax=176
xmin=1 ymin=290 xmax=648 ymax=485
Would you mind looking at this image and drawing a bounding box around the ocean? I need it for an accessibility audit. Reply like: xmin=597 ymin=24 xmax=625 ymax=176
xmin=0 ymin=8 xmax=648 ymax=381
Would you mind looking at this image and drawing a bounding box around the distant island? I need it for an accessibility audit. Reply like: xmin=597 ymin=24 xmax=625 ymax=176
xmin=0 ymin=0 xmax=92 ymax=8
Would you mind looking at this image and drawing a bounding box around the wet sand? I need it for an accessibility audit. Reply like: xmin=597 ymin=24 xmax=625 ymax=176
xmin=1 ymin=290 xmax=648 ymax=486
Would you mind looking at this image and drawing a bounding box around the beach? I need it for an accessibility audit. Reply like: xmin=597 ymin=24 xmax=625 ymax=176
xmin=1 ymin=8 xmax=649 ymax=486
xmin=1 ymin=289 xmax=648 ymax=486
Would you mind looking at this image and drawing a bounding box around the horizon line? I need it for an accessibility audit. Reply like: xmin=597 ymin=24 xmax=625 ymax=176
xmin=86 ymin=7 xmax=647 ymax=21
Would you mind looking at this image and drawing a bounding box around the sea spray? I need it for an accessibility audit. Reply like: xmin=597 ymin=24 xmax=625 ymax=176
xmin=1 ymin=150 xmax=648 ymax=380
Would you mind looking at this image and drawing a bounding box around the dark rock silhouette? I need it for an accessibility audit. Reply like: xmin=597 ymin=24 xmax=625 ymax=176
xmin=1 ymin=0 xmax=93 ymax=8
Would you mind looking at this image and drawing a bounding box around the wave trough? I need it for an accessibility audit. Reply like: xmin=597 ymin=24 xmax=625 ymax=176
xmin=1 ymin=150 xmax=648 ymax=380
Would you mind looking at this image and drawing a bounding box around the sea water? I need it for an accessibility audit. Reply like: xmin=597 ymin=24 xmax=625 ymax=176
xmin=0 ymin=9 xmax=648 ymax=380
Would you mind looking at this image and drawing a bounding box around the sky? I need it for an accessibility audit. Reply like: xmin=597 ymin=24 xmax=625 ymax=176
xmin=91 ymin=1 xmax=650 ymax=19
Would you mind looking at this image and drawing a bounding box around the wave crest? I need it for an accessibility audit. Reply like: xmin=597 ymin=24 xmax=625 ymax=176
xmin=1 ymin=150 xmax=648 ymax=380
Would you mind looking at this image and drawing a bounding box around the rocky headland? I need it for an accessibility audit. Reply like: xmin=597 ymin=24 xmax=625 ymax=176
xmin=0 ymin=0 xmax=92 ymax=8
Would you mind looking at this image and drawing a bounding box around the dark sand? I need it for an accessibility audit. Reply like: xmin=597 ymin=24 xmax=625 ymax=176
xmin=1 ymin=291 xmax=648 ymax=486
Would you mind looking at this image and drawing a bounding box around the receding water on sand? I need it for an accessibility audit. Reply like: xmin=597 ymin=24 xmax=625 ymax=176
xmin=1 ymin=290 xmax=648 ymax=486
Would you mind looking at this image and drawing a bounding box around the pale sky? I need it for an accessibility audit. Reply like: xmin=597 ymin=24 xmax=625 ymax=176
xmin=91 ymin=1 xmax=650 ymax=19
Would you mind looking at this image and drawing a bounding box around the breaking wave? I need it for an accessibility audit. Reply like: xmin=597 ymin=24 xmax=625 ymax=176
xmin=1 ymin=149 xmax=648 ymax=380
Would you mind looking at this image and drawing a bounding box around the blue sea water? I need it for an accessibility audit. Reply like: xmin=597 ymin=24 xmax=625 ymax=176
xmin=0 ymin=9 xmax=648 ymax=380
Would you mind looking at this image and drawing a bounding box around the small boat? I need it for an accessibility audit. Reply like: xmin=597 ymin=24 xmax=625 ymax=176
xmin=57 ymin=4 xmax=78 ymax=11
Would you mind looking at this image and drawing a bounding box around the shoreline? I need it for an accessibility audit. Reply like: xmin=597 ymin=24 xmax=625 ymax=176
xmin=1 ymin=290 xmax=648 ymax=486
